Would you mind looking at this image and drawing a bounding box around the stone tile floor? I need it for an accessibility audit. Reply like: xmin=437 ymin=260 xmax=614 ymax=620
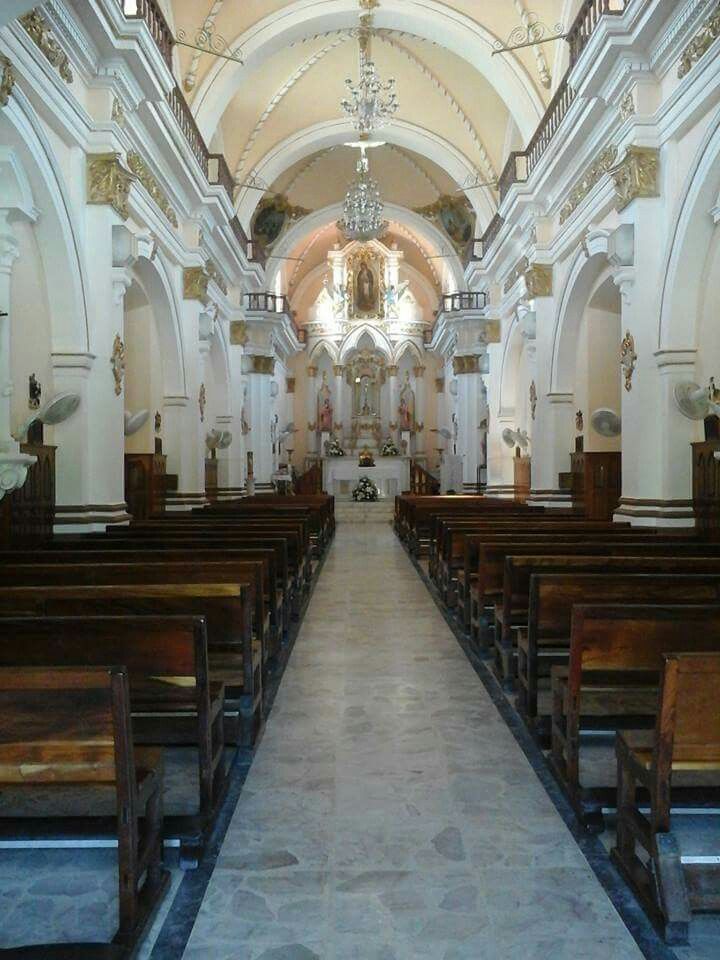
xmin=180 ymin=526 xmax=649 ymax=960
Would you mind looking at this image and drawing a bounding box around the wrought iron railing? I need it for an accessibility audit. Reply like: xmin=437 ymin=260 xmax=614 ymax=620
xmin=497 ymin=0 xmax=632 ymax=202
xmin=230 ymin=215 xmax=249 ymax=257
xmin=476 ymin=213 xmax=504 ymax=259
xmin=245 ymin=292 xmax=290 ymax=314
xmin=166 ymin=85 xmax=209 ymax=178
xmin=120 ymin=0 xmax=174 ymax=70
xmin=440 ymin=292 xmax=487 ymax=313
xmin=208 ymin=154 xmax=236 ymax=201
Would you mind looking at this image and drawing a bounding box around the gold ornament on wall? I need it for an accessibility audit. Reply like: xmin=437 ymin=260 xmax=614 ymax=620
xmin=110 ymin=334 xmax=125 ymax=396
xmin=575 ymin=410 xmax=584 ymax=432
xmin=678 ymin=3 xmax=720 ymax=78
xmin=199 ymin=383 xmax=207 ymax=422
xmin=20 ymin=10 xmax=73 ymax=84
xmin=620 ymin=331 xmax=637 ymax=392
xmin=524 ymin=263 xmax=553 ymax=298
xmin=559 ymin=147 xmax=618 ymax=225
xmin=612 ymin=146 xmax=660 ymax=212
xmin=529 ymin=381 xmax=537 ymax=420
xmin=111 ymin=97 xmax=125 ymax=127
xmin=183 ymin=267 xmax=210 ymax=305
xmin=0 ymin=56 xmax=15 ymax=108
xmin=126 ymin=151 xmax=178 ymax=227
xmin=87 ymin=153 xmax=136 ymax=221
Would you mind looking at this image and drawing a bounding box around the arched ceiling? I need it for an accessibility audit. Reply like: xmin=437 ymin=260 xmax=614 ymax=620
xmin=168 ymin=0 xmax=579 ymax=309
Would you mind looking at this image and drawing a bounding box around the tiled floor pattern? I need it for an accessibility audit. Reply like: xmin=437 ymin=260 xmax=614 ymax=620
xmin=180 ymin=525 xmax=648 ymax=960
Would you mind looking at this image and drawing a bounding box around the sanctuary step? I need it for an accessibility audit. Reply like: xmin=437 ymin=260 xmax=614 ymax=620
xmin=335 ymin=500 xmax=394 ymax=524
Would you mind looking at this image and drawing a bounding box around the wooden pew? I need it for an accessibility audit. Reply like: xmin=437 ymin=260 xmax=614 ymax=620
xmin=0 ymin=558 xmax=273 ymax=670
xmin=0 ymin=583 xmax=260 ymax=747
xmin=549 ymin=604 xmax=720 ymax=828
xmin=0 ymin=665 xmax=169 ymax=952
xmin=612 ymin=650 xmax=720 ymax=944
xmin=0 ymin=615 xmax=225 ymax=866
xmin=517 ymin=573 xmax=720 ymax=725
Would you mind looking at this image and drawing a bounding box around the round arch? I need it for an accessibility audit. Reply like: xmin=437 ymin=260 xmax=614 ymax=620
xmin=0 ymin=91 xmax=90 ymax=353
xmin=267 ymin=201 xmax=466 ymax=294
xmin=130 ymin=252 xmax=186 ymax=398
xmin=499 ymin=314 xmax=524 ymax=415
xmin=190 ymin=0 xmax=544 ymax=149
xmin=658 ymin=111 xmax=720 ymax=351
xmin=236 ymin=120 xmax=495 ymax=229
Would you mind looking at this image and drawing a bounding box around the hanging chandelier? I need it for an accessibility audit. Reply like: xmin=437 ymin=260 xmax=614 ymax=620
xmin=338 ymin=148 xmax=388 ymax=241
xmin=340 ymin=6 xmax=398 ymax=138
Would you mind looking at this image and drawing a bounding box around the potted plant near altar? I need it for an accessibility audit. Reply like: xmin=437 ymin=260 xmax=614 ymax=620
xmin=380 ymin=436 xmax=399 ymax=457
xmin=352 ymin=476 xmax=379 ymax=502
xmin=325 ymin=435 xmax=345 ymax=457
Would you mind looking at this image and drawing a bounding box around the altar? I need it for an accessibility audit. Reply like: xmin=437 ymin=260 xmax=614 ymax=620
xmin=322 ymin=456 xmax=411 ymax=500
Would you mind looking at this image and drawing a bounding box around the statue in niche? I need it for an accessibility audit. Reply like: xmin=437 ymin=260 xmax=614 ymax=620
xmin=317 ymin=371 xmax=333 ymax=432
xmin=360 ymin=377 xmax=372 ymax=415
xmin=398 ymin=372 xmax=415 ymax=431
xmin=270 ymin=414 xmax=278 ymax=454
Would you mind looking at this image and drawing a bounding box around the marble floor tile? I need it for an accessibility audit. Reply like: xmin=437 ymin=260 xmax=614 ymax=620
xmin=181 ymin=524 xmax=702 ymax=960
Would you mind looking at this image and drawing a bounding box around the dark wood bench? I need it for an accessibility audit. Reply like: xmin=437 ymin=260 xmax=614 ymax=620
xmin=0 ymin=665 xmax=169 ymax=952
xmin=0 ymin=615 xmax=225 ymax=866
xmin=548 ymin=604 xmax=720 ymax=828
xmin=612 ymin=650 xmax=720 ymax=944
xmin=0 ymin=582 xmax=260 ymax=747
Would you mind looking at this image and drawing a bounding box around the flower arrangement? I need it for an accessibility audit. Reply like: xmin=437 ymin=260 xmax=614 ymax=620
xmin=380 ymin=436 xmax=399 ymax=457
xmin=352 ymin=475 xmax=379 ymax=502
xmin=326 ymin=436 xmax=345 ymax=457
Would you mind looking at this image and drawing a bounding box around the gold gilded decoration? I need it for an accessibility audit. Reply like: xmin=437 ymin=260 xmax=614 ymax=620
xmin=126 ymin=151 xmax=178 ymax=227
xmin=387 ymin=365 xmax=399 ymax=377
xmin=346 ymin=248 xmax=384 ymax=319
xmin=87 ymin=153 xmax=136 ymax=221
xmin=358 ymin=446 xmax=375 ymax=467
xmin=619 ymin=91 xmax=635 ymax=121
xmin=529 ymin=381 xmax=537 ymax=421
xmin=286 ymin=377 xmax=296 ymax=394
xmin=620 ymin=331 xmax=637 ymax=392
xmin=229 ymin=320 xmax=248 ymax=346
xmin=0 ymin=56 xmax=15 ymax=108
xmin=306 ymin=365 xmax=318 ymax=378
xmin=20 ymin=10 xmax=73 ymax=83
xmin=414 ymin=194 xmax=475 ymax=256
xmin=332 ymin=365 xmax=344 ymax=377
xmin=413 ymin=365 xmax=426 ymax=379
xmin=110 ymin=334 xmax=125 ymax=396
xmin=199 ymin=383 xmax=206 ymax=422
xmin=503 ymin=257 xmax=529 ymax=295
xmin=435 ymin=378 xmax=445 ymax=393
xmin=559 ymin=146 xmax=618 ymax=225
xmin=482 ymin=319 xmax=501 ymax=344
xmin=206 ymin=260 xmax=228 ymax=296
xmin=251 ymin=356 xmax=275 ymax=375
xmin=307 ymin=421 xmax=317 ymax=431
xmin=525 ymin=264 xmax=553 ymax=298
xmin=452 ymin=355 xmax=480 ymax=376
xmin=575 ymin=410 xmax=584 ymax=432
xmin=183 ymin=267 xmax=210 ymax=304
xmin=612 ymin=146 xmax=660 ymax=212
xmin=111 ymin=97 xmax=125 ymax=127
xmin=678 ymin=3 xmax=720 ymax=78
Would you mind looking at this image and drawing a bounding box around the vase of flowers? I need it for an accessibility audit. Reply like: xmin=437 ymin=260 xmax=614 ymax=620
xmin=352 ymin=475 xmax=379 ymax=502
xmin=325 ymin=436 xmax=345 ymax=457
xmin=380 ymin=436 xmax=399 ymax=457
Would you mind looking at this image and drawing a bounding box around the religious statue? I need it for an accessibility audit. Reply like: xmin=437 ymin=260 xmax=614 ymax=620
xmin=357 ymin=263 xmax=375 ymax=312
xmin=360 ymin=378 xmax=371 ymax=415
xmin=332 ymin=281 xmax=347 ymax=318
xmin=383 ymin=281 xmax=409 ymax=319
xmin=452 ymin=412 xmax=459 ymax=455
xmin=240 ymin=385 xmax=251 ymax=435
xmin=398 ymin=371 xmax=415 ymax=431
xmin=270 ymin=413 xmax=278 ymax=453
xmin=317 ymin=371 xmax=333 ymax=432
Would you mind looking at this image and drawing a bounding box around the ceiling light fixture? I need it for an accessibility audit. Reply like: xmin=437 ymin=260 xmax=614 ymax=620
xmin=340 ymin=4 xmax=398 ymax=138
xmin=338 ymin=147 xmax=388 ymax=241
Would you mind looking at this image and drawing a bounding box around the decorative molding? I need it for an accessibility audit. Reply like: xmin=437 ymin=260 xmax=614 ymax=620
xmin=87 ymin=153 xmax=136 ymax=221
xmin=387 ymin=365 xmax=399 ymax=377
xmin=251 ymin=356 xmax=276 ymax=375
xmin=504 ymin=256 xmax=529 ymax=294
xmin=559 ymin=147 xmax=618 ymax=225
xmin=183 ymin=267 xmax=210 ymax=304
xmin=332 ymin=364 xmax=344 ymax=377
xmin=529 ymin=380 xmax=537 ymax=420
xmin=612 ymin=146 xmax=660 ymax=212
xmin=20 ymin=9 xmax=74 ymax=84
xmin=199 ymin=383 xmax=206 ymax=422
xmin=110 ymin=333 xmax=125 ymax=396
xmin=0 ymin=56 xmax=15 ymax=108
xmin=111 ymin=96 xmax=125 ymax=127
xmin=678 ymin=2 xmax=720 ymax=78
xmin=126 ymin=151 xmax=178 ymax=227
xmin=452 ymin=355 xmax=480 ymax=375
xmin=229 ymin=320 xmax=248 ymax=345
xmin=413 ymin=365 xmax=426 ymax=378
xmin=206 ymin=259 xmax=228 ymax=296
xmin=525 ymin=264 xmax=553 ymax=298
xmin=619 ymin=90 xmax=635 ymax=121
xmin=620 ymin=330 xmax=637 ymax=392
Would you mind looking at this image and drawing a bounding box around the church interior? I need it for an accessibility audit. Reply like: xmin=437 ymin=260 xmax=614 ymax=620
xmin=1 ymin=0 xmax=720 ymax=957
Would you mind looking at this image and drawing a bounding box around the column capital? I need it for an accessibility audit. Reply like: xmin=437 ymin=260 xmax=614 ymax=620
xmin=332 ymin=364 xmax=344 ymax=377
xmin=387 ymin=365 xmax=399 ymax=377
xmin=307 ymin=365 xmax=318 ymax=378
xmin=413 ymin=365 xmax=426 ymax=378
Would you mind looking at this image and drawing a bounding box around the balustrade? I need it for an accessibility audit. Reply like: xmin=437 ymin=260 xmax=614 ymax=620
xmin=477 ymin=213 xmax=504 ymax=259
xmin=440 ymin=292 xmax=487 ymax=314
xmin=230 ymin=216 xmax=249 ymax=257
xmin=167 ymin=86 xmax=209 ymax=179
xmin=208 ymin=154 xmax=236 ymax=203
xmin=120 ymin=0 xmax=174 ymax=70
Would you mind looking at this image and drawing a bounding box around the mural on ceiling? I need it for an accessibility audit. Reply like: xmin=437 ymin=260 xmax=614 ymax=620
xmin=414 ymin=195 xmax=475 ymax=256
xmin=251 ymin=194 xmax=310 ymax=253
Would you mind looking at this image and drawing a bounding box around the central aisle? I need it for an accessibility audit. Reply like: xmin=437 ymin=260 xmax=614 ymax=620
xmin=182 ymin=525 xmax=644 ymax=960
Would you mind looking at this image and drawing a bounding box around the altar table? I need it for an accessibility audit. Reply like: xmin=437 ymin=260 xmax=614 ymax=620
xmin=322 ymin=456 xmax=411 ymax=500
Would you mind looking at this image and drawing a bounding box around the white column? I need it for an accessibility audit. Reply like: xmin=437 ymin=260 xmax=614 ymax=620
xmin=529 ymin=392 xmax=574 ymax=506
xmin=457 ymin=367 xmax=484 ymax=489
xmin=0 ymin=219 xmax=36 ymax=498
xmin=413 ymin=364 xmax=426 ymax=454
xmin=333 ymin=364 xmax=344 ymax=436
xmin=247 ymin=365 xmax=273 ymax=484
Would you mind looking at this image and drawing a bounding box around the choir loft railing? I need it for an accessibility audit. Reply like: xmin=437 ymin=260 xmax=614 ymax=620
xmin=497 ymin=0 xmax=633 ymax=202
xmin=119 ymin=0 xmax=174 ymax=70
xmin=245 ymin=292 xmax=291 ymax=315
xmin=440 ymin=292 xmax=487 ymax=314
xmin=476 ymin=213 xmax=504 ymax=260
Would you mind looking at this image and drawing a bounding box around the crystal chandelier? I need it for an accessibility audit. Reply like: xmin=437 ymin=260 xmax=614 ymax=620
xmin=338 ymin=148 xmax=388 ymax=241
xmin=340 ymin=6 xmax=398 ymax=138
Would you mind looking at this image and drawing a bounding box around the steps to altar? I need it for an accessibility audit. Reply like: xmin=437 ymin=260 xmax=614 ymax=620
xmin=334 ymin=500 xmax=394 ymax=523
